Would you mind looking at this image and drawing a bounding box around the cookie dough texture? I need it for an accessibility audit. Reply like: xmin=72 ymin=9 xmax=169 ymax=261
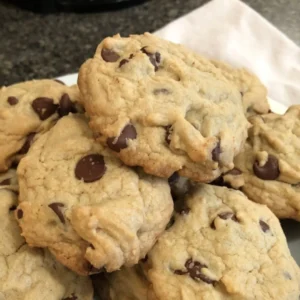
xmin=0 ymin=79 xmax=81 ymax=172
xmin=210 ymin=60 xmax=269 ymax=116
xmin=224 ymin=106 xmax=300 ymax=220
xmin=96 ymin=184 xmax=300 ymax=300
xmin=0 ymin=189 xmax=93 ymax=300
xmin=17 ymin=114 xmax=173 ymax=275
xmin=78 ymin=33 xmax=249 ymax=182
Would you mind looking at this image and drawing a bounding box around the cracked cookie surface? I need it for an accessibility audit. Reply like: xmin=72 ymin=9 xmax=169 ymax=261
xmin=95 ymin=184 xmax=300 ymax=300
xmin=0 ymin=79 xmax=81 ymax=172
xmin=222 ymin=106 xmax=300 ymax=220
xmin=0 ymin=188 xmax=93 ymax=300
xmin=78 ymin=33 xmax=249 ymax=182
xmin=210 ymin=60 xmax=269 ymax=116
xmin=16 ymin=114 xmax=173 ymax=275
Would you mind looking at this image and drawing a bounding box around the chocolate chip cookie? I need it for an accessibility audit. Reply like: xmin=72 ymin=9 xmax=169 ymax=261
xmin=16 ymin=114 xmax=173 ymax=275
xmin=0 ymin=188 xmax=93 ymax=300
xmin=0 ymin=79 xmax=82 ymax=172
xmin=78 ymin=33 xmax=249 ymax=182
xmin=96 ymin=184 xmax=300 ymax=300
xmin=223 ymin=106 xmax=300 ymax=220
xmin=210 ymin=60 xmax=270 ymax=116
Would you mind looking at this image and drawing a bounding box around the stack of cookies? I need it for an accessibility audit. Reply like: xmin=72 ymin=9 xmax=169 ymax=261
xmin=0 ymin=33 xmax=299 ymax=300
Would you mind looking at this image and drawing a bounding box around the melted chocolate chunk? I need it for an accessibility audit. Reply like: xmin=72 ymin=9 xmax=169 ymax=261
xmin=212 ymin=142 xmax=221 ymax=162
xmin=141 ymin=47 xmax=161 ymax=71
xmin=7 ymin=96 xmax=18 ymax=105
xmin=119 ymin=59 xmax=129 ymax=67
xmin=175 ymin=258 xmax=216 ymax=284
xmin=253 ymin=154 xmax=280 ymax=180
xmin=32 ymin=97 xmax=58 ymax=120
xmin=107 ymin=124 xmax=137 ymax=152
xmin=75 ymin=154 xmax=106 ymax=183
xmin=218 ymin=212 xmax=238 ymax=222
xmin=101 ymin=48 xmax=120 ymax=62
xmin=48 ymin=203 xmax=65 ymax=224
xmin=18 ymin=133 xmax=36 ymax=155
xmin=17 ymin=209 xmax=23 ymax=219
xmin=58 ymin=93 xmax=77 ymax=117
xmin=259 ymin=220 xmax=270 ymax=233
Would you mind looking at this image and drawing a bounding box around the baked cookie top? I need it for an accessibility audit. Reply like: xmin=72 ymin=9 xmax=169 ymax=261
xmin=78 ymin=33 xmax=249 ymax=182
xmin=144 ymin=184 xmax=300 ymax=300
xmin=0 ymin=188 xmax=93 ymax=300
xmin=222 ymin=105 xmax=300 ymax=220
xmin=0 ymin=79 xmax=81 ymax=172
xmin=16 ymin=114 xmax=173 ymax=275
xmin=210 ymin=60 xmax=269 ymax=116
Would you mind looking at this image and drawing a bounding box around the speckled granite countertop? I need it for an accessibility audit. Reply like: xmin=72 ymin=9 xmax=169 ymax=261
xmin=1 ymin=0 xmax=299 ymax=85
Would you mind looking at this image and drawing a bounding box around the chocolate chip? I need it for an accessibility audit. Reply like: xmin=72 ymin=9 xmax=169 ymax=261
xmin=211 ymin=212 xmax=238 ymax=229
xmin=259 ymin=220 xmax=270 ymax=233
xmin=175 ymin=258 xmax=216 ymax=285
xmin=174 ymin=269 xmax=188 ymax=275
xmin=48 ymin=203 xmax=65 ymax=224
xmin=54 ymin=79 xmax=65 ymax=85
xmin=153 ymin=88 xmax=171 ymax=95
xmin=226 ymin=168 xmax=242 ymax=175
xmin=165 ymin=125 xmax=172 ymax=144
xmin=18 ymin=133 xmax=36 ymax=155
xmin=107 ymin=124 xmax=137 ymax=152
xmin=17 ymin=209 xmax=23 ymax=219
xmin=75 ymin=154 xmax=106 ymax=183
xmin=7 ymin=96 xmax=18 ymax=105
xmin=62 ymin=293 xmax=77 ymax=300
xmin=32 ymin=97 xmax=58 ymax=120
xmin=57 ymin=93 xmax=77 ymax=117
xmin=141 ymin=47 xmax=161 ymax=71
xmin=9 ymin=205 xmax=17 ymax=211
xmin=253 ymin=154 xmax=279 ymax=180
xmin=168 ymin=172 xmax=179 ymax=186
xmin=101 ymin=48 xmax=120 ymax=62
xmin=129 ymin=54 xmax=134 ymax=59
xmin=212 ymin=142 xmax=221 ymax=162
xmin=0 ymin=178 xmax=10 ymax=185
xmin=119 ymin=59 xmax=129 ymax=67
xmin=218 ymin=212 xmax=238 ymax=222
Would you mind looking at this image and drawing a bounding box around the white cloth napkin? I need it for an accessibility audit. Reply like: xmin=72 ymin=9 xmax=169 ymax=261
xmin=155 ymin=0 xmax=300 ymax=110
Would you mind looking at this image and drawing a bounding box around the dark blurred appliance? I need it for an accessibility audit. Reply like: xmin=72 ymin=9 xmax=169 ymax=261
xmin=9 ymin=0 xmax=146 ymax=12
